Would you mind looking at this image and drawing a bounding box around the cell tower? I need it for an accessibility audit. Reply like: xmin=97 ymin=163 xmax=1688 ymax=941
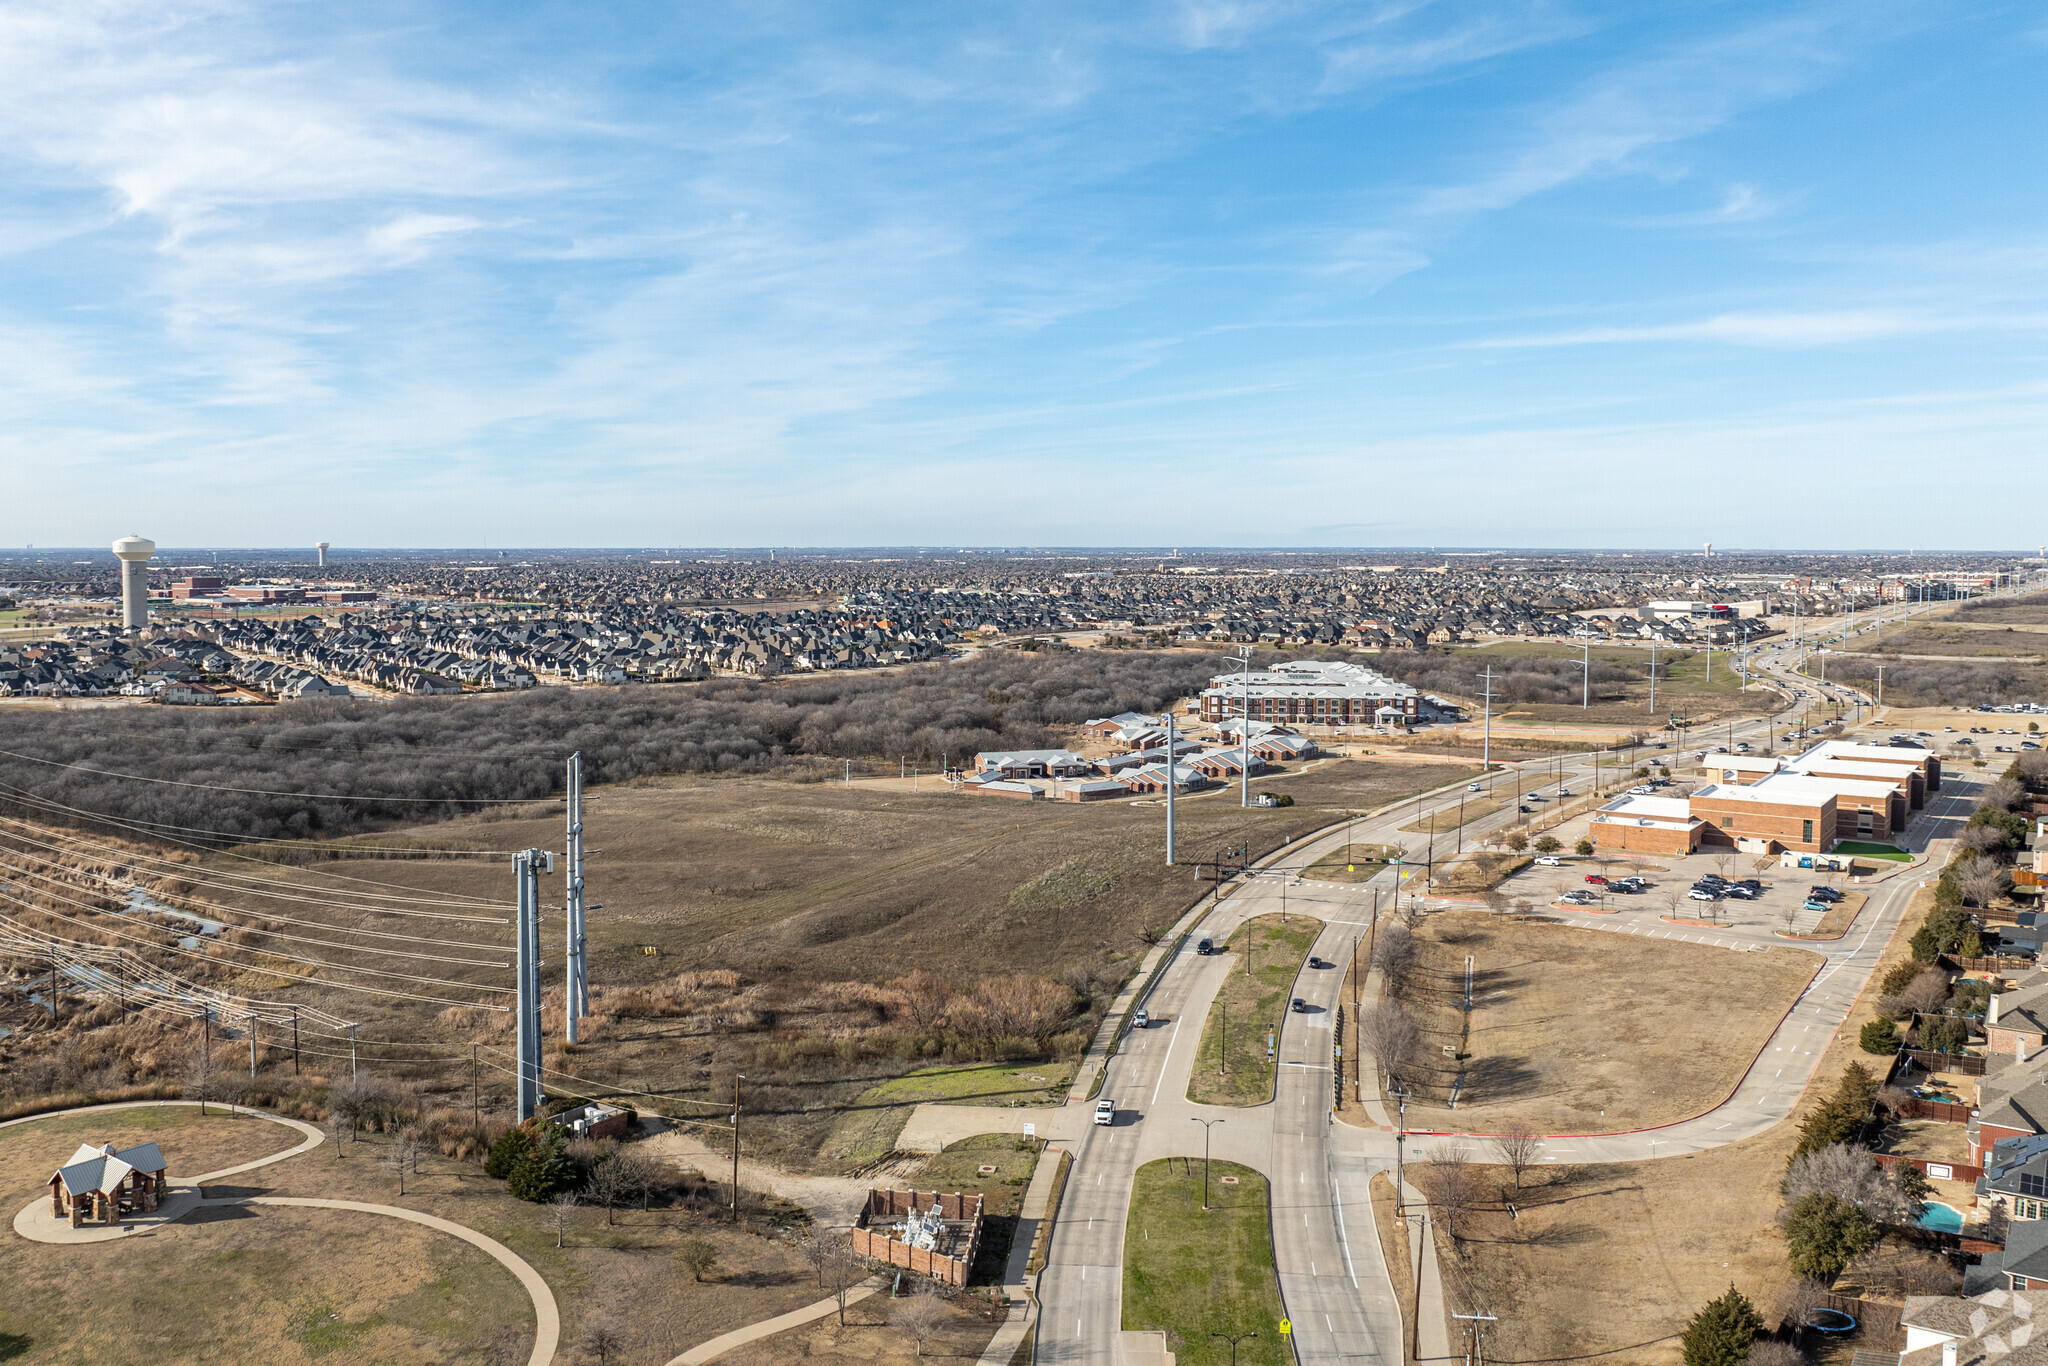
xmin=111 ymin=535 xmax=155 ymax=631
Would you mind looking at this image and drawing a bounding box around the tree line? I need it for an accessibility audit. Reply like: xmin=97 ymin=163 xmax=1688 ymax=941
xmin=0 ymin=650 xmax=1225 ymax=844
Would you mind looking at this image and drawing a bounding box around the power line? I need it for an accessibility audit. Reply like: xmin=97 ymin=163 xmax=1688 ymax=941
xmin=0 ymin=746 xmax=553 ymax=803
xmin=0 ymin=787 xmax=513 ymax=903
xmin=0 ymin=818 xmax=514 ymax=919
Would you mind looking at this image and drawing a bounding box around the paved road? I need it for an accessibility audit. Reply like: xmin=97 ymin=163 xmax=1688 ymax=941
xmin=1031 ymin=638 xmax=1982 ymax=1365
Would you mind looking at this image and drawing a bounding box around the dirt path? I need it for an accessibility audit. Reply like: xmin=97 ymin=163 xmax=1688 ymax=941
xmin=640 ymin=1123 xmax=873 ymax=1229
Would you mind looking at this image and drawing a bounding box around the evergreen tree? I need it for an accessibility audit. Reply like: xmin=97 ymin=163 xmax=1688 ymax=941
xmin=1859 ymin=1018 xmax=1900 ymax=1054
xmin=1782 ymin=1193 xmax=1879 ymax=1279
xmin=484 ymin=1124 xmax=535 ymax=1180
xmin=1682 ymin=1285 xmax=1764 ymax=1366
xmin=508 ymin=1127 xmax=576 ymax=1202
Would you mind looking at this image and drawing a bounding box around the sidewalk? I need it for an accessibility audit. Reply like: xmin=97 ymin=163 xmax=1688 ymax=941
xmin=975 ymin=1138 xmax=1072 ymax=1366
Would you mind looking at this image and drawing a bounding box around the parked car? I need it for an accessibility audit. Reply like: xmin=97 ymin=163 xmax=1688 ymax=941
xmin=1687 ymin=889 xmax=1718 ymax=901
xmin=1725 ymin=885 xmax=1761 ymax=900
xmin=1094 ymin=1099 xmax=1115 ymax=1125
xmin=1560 ymin=891 xmax=1597 ymax=905
xmin=1803 ymin=899 xmax=1832 ymax=912
xmin=1808 ymin=887 xmax=1843 ymax=902
xmin=1534 ymin=855 xmax=1563 ymax=866
xmin=1585 ymin=875 xmax=1609 ymax=884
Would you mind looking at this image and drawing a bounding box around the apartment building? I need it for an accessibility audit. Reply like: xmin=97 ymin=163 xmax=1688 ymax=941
xmin=1198 ymin=659 xmax=1419 ymax=726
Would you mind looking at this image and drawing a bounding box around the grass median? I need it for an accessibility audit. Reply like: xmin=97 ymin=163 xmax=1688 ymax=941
xmin=1187 ymin=914 xmax=1321 ymax=1106
xmin=1301 ymin=843 xmax=1403 ymax=882
xmin=1123 ymin=1159 xmax=1287 ymax=1366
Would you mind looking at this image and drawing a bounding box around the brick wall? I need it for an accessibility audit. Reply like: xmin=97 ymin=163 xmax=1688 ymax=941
xmin=1591 ymin=820 xmax=1697 ymax=855
xmin=1690 ymin=792 xmax=1836 ymax=852
xmin=851 ymin=1189 xmax=985 ymax=1288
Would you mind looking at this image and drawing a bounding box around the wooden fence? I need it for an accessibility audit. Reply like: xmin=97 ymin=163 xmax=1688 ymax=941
xmin=1871 ymin=1151 xmax=1984 ymax=1182
xmin=1892 ymin=1097 xmax=1976 ymax=1123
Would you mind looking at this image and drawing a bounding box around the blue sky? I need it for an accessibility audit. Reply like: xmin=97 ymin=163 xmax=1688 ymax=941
xmin=3 ymin=0 xmax=2044 ymax=550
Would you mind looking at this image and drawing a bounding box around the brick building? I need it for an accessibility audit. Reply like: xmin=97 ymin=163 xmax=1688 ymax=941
xmin=1588 ymin=795 xmax=1706 ymax=854
xmin=1198 ymin=659 xmax=1419 ymax=726
xmin=1689 ymin=776 xmax=1839 ymax=853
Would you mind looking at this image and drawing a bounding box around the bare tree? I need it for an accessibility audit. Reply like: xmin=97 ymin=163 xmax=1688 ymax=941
xmin=586 ymin=1153 xmax=628 ymax=1226
xmin=1491 ymin=1124 xmax=1541 ymax=1194
xmin=1418 ymin=1144 xmax=1475 ymax=1239
xmin=1372 ymin=921 xmax=1417 ymax=994
xmin=1357 ymin=1001 xmax=1422 ymax=1090
xmin=893 ymin=1285 xmax=952 ymax=1358
xmin=614 ymin=1150 xmax=660 ymax=1211
xmin=379 ymin=1134 xmax=418 ymax=1196
xmin=797 ymin=1233 xmax=831 ymax=1288
xmin=580 ymin=1315 xmax=627 ymax=1364
xmin=1776 ymin=1276 xmax=1830 ymax=1334
xmin=823 ymin=1238 xmax=870 ymax=1325
xmin=1959 ymin=856 xmax=2010 ymax=911
xmin=548 ymin=1191 xmax=579 ymax=1248
xmin=1743 ymin=1342 xmax=1807 ymax=1366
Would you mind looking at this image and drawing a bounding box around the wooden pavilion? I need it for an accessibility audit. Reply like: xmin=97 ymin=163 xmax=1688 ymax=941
xmin=47 ymin=1142 xmax=169 ymax=1227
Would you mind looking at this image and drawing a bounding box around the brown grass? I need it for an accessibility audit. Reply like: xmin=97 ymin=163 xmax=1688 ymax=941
xmin=719 ymin=1286 xmax=1007 ymax=1364
xmin=1380 ymin=911 xmax=1819 ymax=1133
xmin=1369 ymin=1171 xmax=1419 ymax=1365
xmin=1435 ymin=878 xmax=1938 ymax=1363
xmin=14 ymin=759 xmax=1465 ymax=1171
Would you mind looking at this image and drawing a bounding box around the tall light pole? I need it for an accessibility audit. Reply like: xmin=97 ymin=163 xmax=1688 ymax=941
xmin=1480 ymin=665 xmax=1494 ymax=770
xmin=565 ymin=752 xmax=587 ymax=1043
xmin=1581 ymin=641 xmax=1589 ymax=709
xmin=1165 ymin=708 xmax=1177 ymax=865
xmin=1190 ymin=1117 xmax=1225 ymax=1210
xmin=1238 ymin=646 xmax=1254 ymax=807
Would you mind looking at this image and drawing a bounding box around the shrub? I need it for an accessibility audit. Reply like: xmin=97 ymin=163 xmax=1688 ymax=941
xmin=1878 ymin=960 xmax=1923 ymax=996
xmin=1858 ymin=1019 xmax=1899 ymax=1054
xmin=484 ymin=1124 xmax=534 ymax=1180
xmin=1532 ymin=835 xmax=1561 ymax=855
xmin=1682 ymin=1285 xmax=1763 ymax=1366
xmin=1574 ymin=838 xmax=1594 ymax=856
xmin=1920 ymin=1015 xmax=1968 ymax=1056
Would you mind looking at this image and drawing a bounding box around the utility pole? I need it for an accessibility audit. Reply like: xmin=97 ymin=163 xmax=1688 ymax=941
xmin=291 ymin=1007 xmax=300 ymax=1076
xmin=1391 ymin=1082 xmax=1411 ymax=1216
xmin=514 ymin=847 xmax=550 ymax=1122
xmin=473 ymin=1043 xmax=481 ymax=1131
xmin=348 ymin=1022 xmax=358 ymax=1089
xmin=1190 ymin=1117 xmax=1224 ymax=1210
xmin=565 ymin=752 xmax=587 ymax=1044
xmin=248 ymin=1014 xmax=257 ymax=1077
xmin=1648 ymin=641 xmax=1658 ymax=713
xmin=1582 ymin=640 xmax=1589 ymax=709
xmin=1481 ymin=665 xmax=1494 ymax=770
xmin=1454 ymin=1311 xmax=1499 ymax=1366
xmin=730 ymin=1074 xmax=746 ymax=1221
xmin=1165 ymin=709 xmax=1177 ymax=865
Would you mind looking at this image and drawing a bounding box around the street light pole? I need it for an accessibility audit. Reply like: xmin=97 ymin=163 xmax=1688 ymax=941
xmin=730 ymin=1073 xmax=747 ymax=1222
xmin=1190 ymin=1117 xmax=1224 ymax=1210
xmin=1211 ymin=1331 xmax=1258 ymax=1366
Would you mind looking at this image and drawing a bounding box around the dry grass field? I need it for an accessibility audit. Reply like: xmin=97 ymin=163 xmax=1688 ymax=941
xmin=720 ymin=1287 xmax=1006 ymax=1365
xmin=1380 ymin=911 xmax=1819 ymax=1133
xmin=1433 ymin=885 xmax=1937 ymax=1364
xmin=1843 ymin=621 xmax=2048 ymax=658
xmin=0 ymin=757 xmax=1467 ymax=1173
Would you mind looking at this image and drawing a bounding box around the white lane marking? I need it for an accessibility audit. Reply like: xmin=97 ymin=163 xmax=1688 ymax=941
xmin=1332 ymin=1179 xmax=1359 ymax=1288
xmin=1151 ymin=1014 xmax=1185 ymax=1107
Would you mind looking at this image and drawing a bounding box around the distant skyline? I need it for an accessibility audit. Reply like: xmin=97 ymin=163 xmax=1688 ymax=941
xmin=3 ymin=2 xmax=2043 ymax=548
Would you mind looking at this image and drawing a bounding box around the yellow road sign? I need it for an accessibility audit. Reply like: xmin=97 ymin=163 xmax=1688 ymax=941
xmin=1279 ymin=1318 xmax=1292 ymax=1336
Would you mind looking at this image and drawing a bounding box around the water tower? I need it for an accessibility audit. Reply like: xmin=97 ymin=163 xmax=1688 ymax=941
xmin=111 ymin=535 xmax=155 ymax=630
xmin=317 ymin=541 xmax=329 ymax=569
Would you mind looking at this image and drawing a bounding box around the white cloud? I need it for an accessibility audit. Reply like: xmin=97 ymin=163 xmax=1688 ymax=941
xmin=1476 ymin=309 xmax=2048 ymax=349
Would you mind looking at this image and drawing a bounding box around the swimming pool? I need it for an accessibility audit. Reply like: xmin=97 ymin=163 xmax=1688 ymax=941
xmin=1918 ymin=1202 xmax=1963 ymax=1233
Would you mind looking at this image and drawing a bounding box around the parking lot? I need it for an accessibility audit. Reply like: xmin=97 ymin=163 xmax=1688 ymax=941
xmin=1491 ymin=848 xmax=1869 ymax=939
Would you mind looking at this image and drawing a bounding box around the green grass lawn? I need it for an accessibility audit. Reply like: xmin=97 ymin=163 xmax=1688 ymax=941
xmin=1188 ymin=915 xmax=1321 ymax=1106
xmin=1833 ymin=840 xmax=1913 ymax=861
xmin=826 ymin=1060 xmax=1076 ymax=1166
xmin=1123 ymin=1159 xmax=1287 ymax=1366
xmin=1301 ymin=844 xmax=1403 ymax=882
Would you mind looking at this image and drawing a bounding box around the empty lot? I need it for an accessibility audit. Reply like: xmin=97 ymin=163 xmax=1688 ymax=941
xmin=1378 ymin=911 xmax=1819 ymax=1133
